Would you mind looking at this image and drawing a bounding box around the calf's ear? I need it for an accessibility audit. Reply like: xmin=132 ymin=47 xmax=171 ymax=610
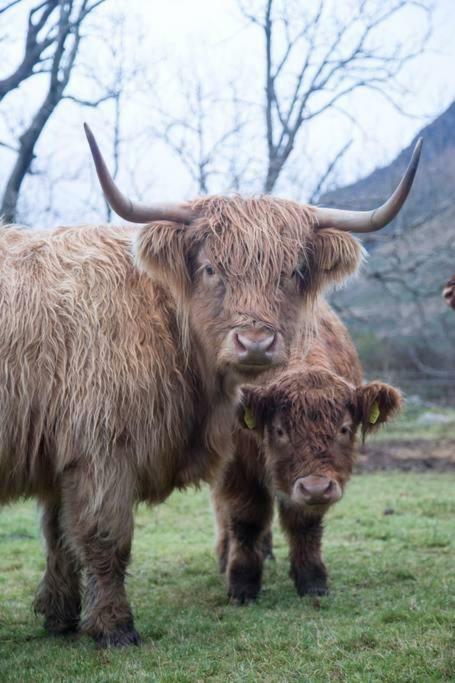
xmin=135 ymin=222 xmax=191 ymax=301
xmin=237 ymin=386 xmax=271 ymax=435
xmin=356 ymin=381 xmax=402 ymax=438
xmin=313 ymin=229 xmax=363 ymax=286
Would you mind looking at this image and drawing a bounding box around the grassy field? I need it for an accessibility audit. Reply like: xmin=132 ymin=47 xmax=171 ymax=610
xmin=0 ymin=472 xmax=454 ymax=682
xmin=368 ymin=402 xmax=455 ymax=443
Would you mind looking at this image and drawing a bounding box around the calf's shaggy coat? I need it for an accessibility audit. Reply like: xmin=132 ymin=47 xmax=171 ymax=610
xmin=0 ymin=197 xmax=364 ymax=646
xmin=213 ymin=304 xmax=401 ymax=602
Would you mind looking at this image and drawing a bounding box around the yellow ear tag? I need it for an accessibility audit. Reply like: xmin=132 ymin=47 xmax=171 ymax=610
xmin=244 ymin=407 xmax=256 ymax=430
xmin=368 ymin=401 xmax=380 ymax=425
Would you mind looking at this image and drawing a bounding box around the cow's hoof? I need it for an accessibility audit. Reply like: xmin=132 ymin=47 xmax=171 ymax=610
xmin=228 ymin=565 xmax=262 ymax=604
xmin=291 ymin=564 xmax=328 ymax=597
xmin=35 ymin=594 xmax=81 ymax=636
xmin=228 ymin=587 xmax=260 ymax=605
xmin=94 ymin=624 xmax=141 ymax=649
xmin=44 ymin=614 xmax=80 ymax=636
xmin=296 ymin=581 xmax=329 ymax=597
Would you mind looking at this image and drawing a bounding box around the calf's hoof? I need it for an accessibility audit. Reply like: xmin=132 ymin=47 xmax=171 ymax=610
xmin=228 ymin=564 xmax=262 ymax=604
xmin=93 ymin=621 xmax=141 ymax=648
xmin=291 ymin=564 xmax=329 ymax=597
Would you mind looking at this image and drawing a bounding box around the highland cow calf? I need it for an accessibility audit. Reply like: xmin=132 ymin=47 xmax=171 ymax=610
xmin=213 ymin=309 xmax=401 ymax=603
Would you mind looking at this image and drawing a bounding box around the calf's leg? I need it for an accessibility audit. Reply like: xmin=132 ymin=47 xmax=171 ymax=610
xmin=278 ymin=501 xmax=328 ymax=596
xmin=34 ymin=496 xmax=81 ymax=634
xmin=61 ymin=463 xmax=139 ymax=648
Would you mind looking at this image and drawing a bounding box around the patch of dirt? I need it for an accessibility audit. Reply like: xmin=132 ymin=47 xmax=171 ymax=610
xmin=356 ymin=439 xmax=455 ymax=473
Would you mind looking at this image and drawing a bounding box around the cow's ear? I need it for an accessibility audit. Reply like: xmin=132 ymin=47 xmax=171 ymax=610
xmin=237 ymin=385 xmax=271 ymax=435
xmin=356 ymin=381 xmax=402 ymax=438
xmin=313 ymin=229 xmax=363 ymax=285
xmin=135 ymin=222 xmax=191 ymax=300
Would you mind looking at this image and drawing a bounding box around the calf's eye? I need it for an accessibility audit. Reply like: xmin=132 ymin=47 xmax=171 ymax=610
xmin=340 ymin=425 xmax=349 ymax=435
xmin=276 ymin=427 xmax=284 ymax=437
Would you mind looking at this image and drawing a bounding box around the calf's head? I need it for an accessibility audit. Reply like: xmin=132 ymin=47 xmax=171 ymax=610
xmin=240 ymin=369 xmax=401 ymax=512
xmin=85 ymin=125 xmax=422 ymax=382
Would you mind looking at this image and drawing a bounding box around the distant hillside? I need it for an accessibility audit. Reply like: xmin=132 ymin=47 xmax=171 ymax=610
xmin=325 ymin=101 xmax=455 ymax=380
xmin=322 ymin=101 xmax=455 ymax=235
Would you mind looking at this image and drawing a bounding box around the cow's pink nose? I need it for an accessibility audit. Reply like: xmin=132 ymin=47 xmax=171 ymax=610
xmin=292 ymin=475 xmax=342 ymax=506
xmin=235 ymin=329 xmax=276 ymax=364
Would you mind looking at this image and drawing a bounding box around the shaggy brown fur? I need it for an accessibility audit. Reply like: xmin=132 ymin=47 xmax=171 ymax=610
xmin=213 ymin=304 xmax=401 ymax=603
xmin=443 ymin=274 xmax=455 ymax=310
xmin=0 ymin=195 xmax=363 ymax=646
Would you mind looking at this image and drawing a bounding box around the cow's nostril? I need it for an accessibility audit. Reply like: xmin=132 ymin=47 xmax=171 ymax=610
xmin=324 ymin=480 xmax=333 ymax=496
xmin=262 ymin=332 xmax=276 ymax=351
xmin=235 ymin=333 xmax=247 ymax=351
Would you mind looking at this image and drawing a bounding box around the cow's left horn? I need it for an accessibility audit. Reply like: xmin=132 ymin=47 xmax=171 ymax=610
xmin=84 ymin=123 xmax=193 ymax=224
xmin=312 ymin=138 xmax=422 ymax=233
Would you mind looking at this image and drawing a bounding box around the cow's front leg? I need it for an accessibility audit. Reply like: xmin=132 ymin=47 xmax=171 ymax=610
xmin=34 ymin=495 xmax=81 ymax=634
xmin=61 ymin=463 xmax=139 ymax=648
xmin=278 ymin=500 xmax=328 ymax=596
xmin=225 ymin=480 xmax=273 ymax=603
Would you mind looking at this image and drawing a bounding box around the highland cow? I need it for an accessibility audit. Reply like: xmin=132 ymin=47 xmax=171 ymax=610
xmin=0 ymin=127 xmax=420 ymax=647
xmin=213 ymin=304 xmax=401 ymax=602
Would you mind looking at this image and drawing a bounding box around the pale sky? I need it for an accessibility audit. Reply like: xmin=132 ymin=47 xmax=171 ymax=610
xmin=1 ymin=0 xmax=454 ymax=226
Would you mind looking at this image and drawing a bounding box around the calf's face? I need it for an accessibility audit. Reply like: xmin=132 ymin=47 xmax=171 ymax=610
xmin=135 ymin=197 xmax=362 ymax=382
xmin=241 ymin=370 xmax=401 ymax=512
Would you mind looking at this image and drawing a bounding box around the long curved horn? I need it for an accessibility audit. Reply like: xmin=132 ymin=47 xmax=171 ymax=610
xmin=312 ymin=138 xmax=423 ymax=233
xmin=84 ymin=123 xmax=193 ymax=224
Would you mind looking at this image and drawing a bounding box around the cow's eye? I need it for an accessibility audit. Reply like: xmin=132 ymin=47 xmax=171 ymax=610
xmin=276 ymin=426 xmax=284 ymax=438
xmin=340 ymin=425 xmax=350 ymax=435
xmin=292 ymin=267 xmax=304 ymax=280
xmin=205 ymin=265 xmax=215 ymax=276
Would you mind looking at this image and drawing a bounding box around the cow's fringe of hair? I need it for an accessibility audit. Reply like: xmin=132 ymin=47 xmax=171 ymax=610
xmin=190 ymin=195 xmax=317 ymax=287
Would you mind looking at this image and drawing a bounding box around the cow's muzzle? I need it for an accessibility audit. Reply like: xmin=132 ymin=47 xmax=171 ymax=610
xmin=228 ymin=325 xmax=280 ymax=372
xmin=292 ymin=475 xmax=342 ymax=507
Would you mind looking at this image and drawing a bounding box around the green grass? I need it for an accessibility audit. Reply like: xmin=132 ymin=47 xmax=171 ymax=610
xmin=1 ymin=473 xmax=454 ymax=682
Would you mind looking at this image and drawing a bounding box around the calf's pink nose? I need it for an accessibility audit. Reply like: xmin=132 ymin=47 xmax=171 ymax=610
xmin=292 ymin=475 xmax=341 ymax=505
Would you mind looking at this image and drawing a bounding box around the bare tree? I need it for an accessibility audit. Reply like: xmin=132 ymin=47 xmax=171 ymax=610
xmin=152 ymin=76 xmax=250 ymax=195
xmin=1 ymin=0 xmax=106 ymax=223
xmin=0 ymin=0 xmax=59 ymax=103
xmin=239 ymin=0 xmax=432 ymax=193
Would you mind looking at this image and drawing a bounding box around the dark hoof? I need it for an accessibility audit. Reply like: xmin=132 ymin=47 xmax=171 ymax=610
xmin=228 ymin=565 xmax=261 ymax=604
xmin=44 ymin=615 xmax=80 ymax=635
xmin=291 ymin=564 xmax=328 ymax=597
xmin=94 ymin=624 xmax=141 ymax=649
xmin=35 ymin=595 xmax=81 ymax=636
xmin=228 ymin=588 xmax=259 ymax=605
xmin=297 ymin=582 xmax=329 ymax=597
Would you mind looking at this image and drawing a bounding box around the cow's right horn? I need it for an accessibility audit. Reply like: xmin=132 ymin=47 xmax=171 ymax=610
xmin=84 ymin=123 xmax=193 ymax=224
xmin=312 ymin=138 xmax=423 ymax=233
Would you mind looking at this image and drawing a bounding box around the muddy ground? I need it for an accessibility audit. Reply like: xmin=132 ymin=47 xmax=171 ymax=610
xmin=357 ymin=439 xmax=455 ymax=472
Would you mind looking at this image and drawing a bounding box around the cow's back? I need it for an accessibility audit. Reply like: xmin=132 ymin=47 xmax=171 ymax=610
xmin=304 ymin=300 xmax=363 ymax=385
xmin=0 ymin=225 xmax=192 ymax=501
